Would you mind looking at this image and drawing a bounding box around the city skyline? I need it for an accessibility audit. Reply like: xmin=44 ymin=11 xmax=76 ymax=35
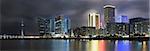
xmin=0 ymin=0 xmax=149 ymax=35
xmin=0 ymin=0 xmax=150 ymax=51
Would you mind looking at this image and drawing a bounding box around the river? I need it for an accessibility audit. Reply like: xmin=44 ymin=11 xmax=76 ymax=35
xmin=1 ymin=40 xmax=150 ymax=51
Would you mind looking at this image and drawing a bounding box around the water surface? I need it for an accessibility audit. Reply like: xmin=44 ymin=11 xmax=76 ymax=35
xmin=1 ymin=40 xmax=150 ymax=51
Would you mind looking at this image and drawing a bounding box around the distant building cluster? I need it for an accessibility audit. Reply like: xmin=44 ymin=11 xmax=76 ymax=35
xmin=37 ymin=16 xmax=70 ymax=35
xmin=24 ymin=4 xmax=150 ymax=36
xmin=73 ymin=26 xmax=96 ymax=36
xmin=73 ymin=4 xmax=150 ymax=36
xmin=2 ymin=4 xmax=149 ymax=36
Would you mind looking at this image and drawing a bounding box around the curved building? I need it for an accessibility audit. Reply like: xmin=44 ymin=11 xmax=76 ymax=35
xmin=104 ymin=4 xmax=116 ymax=34
xmin=104 ymin=4 xmax=115 ymax=24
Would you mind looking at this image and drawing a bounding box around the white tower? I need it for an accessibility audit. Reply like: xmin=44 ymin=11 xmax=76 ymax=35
xmin=21 ymin=18 xmax=24 ymax=36
xmin=88 ymin=13 xmax=100 ymax=29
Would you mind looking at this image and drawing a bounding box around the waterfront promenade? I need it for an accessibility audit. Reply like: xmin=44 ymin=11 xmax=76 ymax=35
xmin=0 ymin=35 xmax=149 ymax=41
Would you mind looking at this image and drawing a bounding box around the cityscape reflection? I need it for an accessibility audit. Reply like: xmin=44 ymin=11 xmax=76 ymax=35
xmin=90 ymin=40 xmax=98 ymax=51
xmin=1 ymin=40 xmax=150 ymax=51
xmin=98 ymin=40 xmax=106 ymax=51
xmin=116 ymin=40 xmax=130 ymax=51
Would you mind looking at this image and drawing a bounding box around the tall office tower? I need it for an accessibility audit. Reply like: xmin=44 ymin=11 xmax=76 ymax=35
xmin=104 ymin=4 xmax=115 ymax=34
xmin=88 ymin=13 xmax=100 ymax=29
xmin=104 ymin=5 xmax=115 ymax=23
xmin=48 ymin=17 xmax=55 ymax=34
xmin=55 ymin=16 xmax=70 ymax=34
xmin=63 ymin=17 xmax=71 ymax=34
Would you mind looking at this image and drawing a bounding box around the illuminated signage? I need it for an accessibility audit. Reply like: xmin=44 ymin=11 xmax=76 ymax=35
xmin=115 ymin=15 xmax=129 ymax=23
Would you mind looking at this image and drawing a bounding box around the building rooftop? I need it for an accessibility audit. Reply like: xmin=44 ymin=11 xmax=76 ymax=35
xmin=129 ymin=17 xmax=149 ymax=22
xmin=104 ymin=5 xmax=115 ymax=8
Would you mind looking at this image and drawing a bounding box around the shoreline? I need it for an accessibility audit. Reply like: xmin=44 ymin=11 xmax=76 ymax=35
xmin=1 ymin=37 xmax=149 ymax=41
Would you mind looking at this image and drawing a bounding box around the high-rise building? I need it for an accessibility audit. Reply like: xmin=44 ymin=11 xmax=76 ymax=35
xmin=38 ymin=17 xmax=50 ymax=35
xmin=104 ymin=5 xmax=115 ymax=24
xmin=129 ymin=17 xmax=149 ymax=34
xmin=37 ymin=17 xmax=55 ymax=35
xmin=48 ymin=17 xmax=55 ymax=34
xmin=37 ymin=16 xmax=70 ymax=35
xmin=37 ymin=17 xmax=49 ymax=35
xmin=55 ymin=16 xmax=62 ymax=34
xmin=104 ymin=4 xmax=116 ymax=34
xmin=88 ymin=13 xmax=100 ymax=29
xmin=55 ymin=16 xmax=70 ymax=34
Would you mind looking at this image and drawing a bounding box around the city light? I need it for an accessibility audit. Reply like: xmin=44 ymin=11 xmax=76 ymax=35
xmin=0 ymin=0 xmax=149 ymax=51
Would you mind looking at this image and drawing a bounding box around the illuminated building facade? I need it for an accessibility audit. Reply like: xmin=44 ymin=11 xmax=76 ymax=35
xmin=63 ymin=16 xmax=71 ymax=34
xmin=116 ymin=15 xmax=129 ymax=23
xmin=104 ymin=5 xmax=116 ymax=34
xmin=37 ymin=16 xmax=70 ymax=35
xmin=55 ymin=16 xmax=70 ymax=34
xmin=88 ymin=13 xmax=100 ymax=29
xmin=49 ymin=17 xmax=55 ymax=34
xmin=129 ymin=17 xmax=149 ymax=34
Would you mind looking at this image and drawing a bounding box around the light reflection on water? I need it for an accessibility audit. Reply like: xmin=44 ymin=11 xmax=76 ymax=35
xmin=116 ymin=40 xmax=130 ymax=51
xmin=1 ymin=40 xmax=149 ymax=51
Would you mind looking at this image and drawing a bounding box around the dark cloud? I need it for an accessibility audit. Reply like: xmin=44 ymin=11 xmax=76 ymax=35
xmin=0 ymin=0 xmax=149 ymax=35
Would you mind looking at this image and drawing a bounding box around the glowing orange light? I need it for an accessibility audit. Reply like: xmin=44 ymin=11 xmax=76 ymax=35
xmin=98 ymin=40 xmax=106 ymax=51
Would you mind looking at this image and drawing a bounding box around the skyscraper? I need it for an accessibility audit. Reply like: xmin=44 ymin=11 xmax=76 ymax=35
xmin=88 ymin=13 xmax=100 ymax=29
xmin=104 ymin=4 xmax=116 ymax=34
xmin=55 ymin=16 xmax=70 ymax=34
xmin=48 ymin=17 xmax=55 ymax=34
xmin=37 ymin=16 xmax=70 ymax=35
xmin=104 ymin=5 xmax=115 ymax=24
xmin=37 ymin=17 xmax=55 ymax=35
xmin=37 ymin=17 xmax=49 ymax=35
xmin=63 ymin=16 xmax=70 ymax=34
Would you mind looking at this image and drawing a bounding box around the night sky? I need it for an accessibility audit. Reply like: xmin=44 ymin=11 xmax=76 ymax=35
xmin=0 ymin=0 xmax=149 ymax=35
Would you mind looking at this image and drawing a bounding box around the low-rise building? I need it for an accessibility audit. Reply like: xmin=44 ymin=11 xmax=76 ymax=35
xmin=129 ymin=17 xmax=149 ymax=34
xmin=73 ymin=26 xmax=96 ymax=36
